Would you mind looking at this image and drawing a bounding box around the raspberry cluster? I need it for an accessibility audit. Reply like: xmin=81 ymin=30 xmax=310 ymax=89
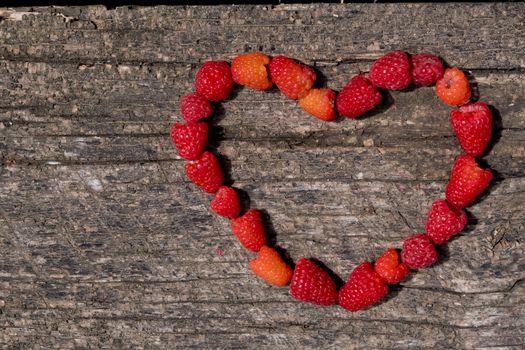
xmin=170 ymin=51 xmax=494 ymax=312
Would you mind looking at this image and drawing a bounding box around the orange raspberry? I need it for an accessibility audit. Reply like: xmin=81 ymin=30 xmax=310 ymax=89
xmin=249 ymin=246 xmax=292 ymax=286
xmin=435 ymin=68 xmax=471 ymax=106
xmin=298 ymin=88 xmax=337 ymax=121
xmin=231 ymin=52 xmax=273 ymax=91
xmin=374 ymin=248 xmax=410 ymax=284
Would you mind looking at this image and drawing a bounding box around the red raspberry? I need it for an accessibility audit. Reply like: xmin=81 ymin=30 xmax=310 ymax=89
xmin=231 ymin=52 xmax=273 ymax=91
xmin=269 ymin=55 xmax=316 ymax=100
xmin=436 ymin=68 xmax=471 ymax=106
xmin=426 ymin=199 xmax=467 ymax=245
xmin=185 ymin=151 xmax=224 ymax=193
xmin=450 ymin=102 xmax=493 ymax=157
xmin=374 ymin=249 xmax=410 ymax=284
xmin=289 ymin=258 xmax=338 ymax=306
xmin=336 ymin=74 xmax=382 ymax=119
xmin=338 ymin=262 xmax=389 ymax=312
xmin=195 ymin=61 xmax=234 ymax=102
xmin=445 ymin=155 xmax=493 ymax=209
xmin=368 ymin=50 xmax=412 ymax=90
xmin=298 ymin=88 xmax=337 ymax=121
xmin=250 ymin=246 xmax=293 ymax=286
xmin=401 ymin=234 xmax=438 ymax=269
xmin=170 ymin=122 xmax=208 ymax=161
xmin=410 ymin=53 xmax=444 ymax=86
xmin=230 ymin=209 xmax=266 ymax=252
xmin=179 ymin=93 xmax=213 ymax=124
xmin=210 ymin=186 xmax=241 ymax=219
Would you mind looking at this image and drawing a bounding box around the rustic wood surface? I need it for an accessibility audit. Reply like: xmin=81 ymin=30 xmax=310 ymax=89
xmin=1 ymin=3 xmax=524 ymax=349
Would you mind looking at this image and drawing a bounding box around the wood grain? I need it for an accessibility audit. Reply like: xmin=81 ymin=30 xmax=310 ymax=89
xmin=1 ymin=4 xmax=524 ymax=349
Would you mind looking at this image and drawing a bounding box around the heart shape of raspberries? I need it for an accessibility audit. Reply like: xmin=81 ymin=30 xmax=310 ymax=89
xmin=170 ymin=51 xmax=494 ymax=312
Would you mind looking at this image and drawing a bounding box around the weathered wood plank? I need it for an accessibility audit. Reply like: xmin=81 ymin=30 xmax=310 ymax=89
xmin=1 ymin=4 xmax=524 ymax=69
xmin=1 ymin=4 xmax=525 ymax=349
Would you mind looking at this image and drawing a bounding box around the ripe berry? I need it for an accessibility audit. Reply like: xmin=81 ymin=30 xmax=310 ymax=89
xmin=250 ymin=246 xmax=293 ymax=286
xmin=269 ymin=55 xmax=316 ymax=100
xmin=299 ymin=88 xmax=337 ymax=121
xmin=450 ymin=101 xmax=493 ymax=157
xmin=436 ymin=68 xmax=471 ymax=106
xmin=338 ymin=262 xmax=389 ymax=312
xmin=289 ymin=258 xmax=338 ymax=306
xmin=368 ymin=50 xmax=412 ymax=90
xmin=445 ymin=155 xmax=493 ymax=209
xmin=401 ymin=234 xmax=438 ymax=269
xmin=185 ymin=151 xmax=224 ymax=193
xmin=195 ymin=61 xmax=234 ymax=102
xmin=336 ymin=74 xmax=382 ymax=119
xmin=231 ymin=52 xmax=273 ymax=91
xmin=426 ymin=199 xmax=467 ymax=245
xmin=170 ymin=122 xmax=208 ymax=160
xmin=179 ymin=93 xmax=213 ymax=124
xmin=374 ymin=249 xmax=410 ymax=284
xmin=411 ymin=53 xmax=445 ymax=86
xmin=231 ymin=209 xmax=266 ymax=252
xmin=210 ymin=186 xmax=241 ymax=219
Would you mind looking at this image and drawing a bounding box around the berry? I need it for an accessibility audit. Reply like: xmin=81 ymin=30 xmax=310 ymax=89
xmin=426 ymin=199 xmax=467 ymax=245
xmin=445 ymin=155 xmax=493 ymax=209
xmin=450 ymin=102 xmax=493 ymax=157
xmin=436 ymin=68 xmax=471 ymax=106
xmin=289 ymin=258 xmax=338 ymax=306
xmin=210 ymin=186 xmax=241 ymax=219
xmin=185 ymin=151 xmax=224 ymax=193
xmin=368 ymin=50 xmax=412 ymax=90
xmin=179 ymin=93 xmax=213 ymax=123
xmin=298 ymin=88 xmax=337 ymax=121
xmin=338 ymin=262 xmax=389 ymax=312
xmin=411 ymin=53 xmax=444 ymax=86
xmin=231 ymin=52 xmax=273 ymax=91
xmin=336 ymin=75 xmax=382 ymax=119
xmin=250 ymin=246 xmax=293 ymax=286
xmin=170 ymin=122 xmax=208 ymax=160
xmin=374 ymin=249 xmax=410 ymax=284
xmin=231 ymin=209 xmax=266 ymax=252
xmin=269 ymin=55 xmax=316 ymax=99
xmin=401 ymin=234 xmax=438 ymax=269
xmin=195 ymin=61 xmax=234 ymax=102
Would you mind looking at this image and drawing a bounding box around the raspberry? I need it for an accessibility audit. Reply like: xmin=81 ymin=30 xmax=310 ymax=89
xmin=426 ymin=199 xmax=467 ymax=245
xmin=338 ymin=262 xmax=389 ymax=312
xmin=289 ymin=258 xmax=338 ymax=306
xmin=450 ymin=102 xmax=493 ymax=157
xmin=195 ymin=61 xmax=234 ymax=102
xmin=210 ymin=186 xmax=241 ymax=219
xmin=435 ymin=68 xmax=471 ymax=106
xmin=170 ymin=122 xmax=208 ymax=161
xmin=401 ymin=234 xmax=438 ymax=269
xmin=336 ymin=74 xmax=382 ymax=119
xmin=298 ymin=88 xmax=337 ymax=121
xmin=231 ymin=52 xmax=273 ymax=91
xmin=411 ymin=53 xmax=445 ymax=86
xmin=269 ymin=55 xmax=316 ymax=100
xmin=185 ymin=151 xmax=224 ymax=194
xmin=230 ymin=209 xmax=266 ymax=252
xmin=249 ymin=246 xmax=293 ymax=286
xmin=368 ymin=50 xmax=412 ymax=90
xmin=374 ymin=249 xmax=410 ymax=284
xmin=179 ymin=93 xmax=213 ymax=124
xmin=445 ymin=155 xmax=493 ymax=209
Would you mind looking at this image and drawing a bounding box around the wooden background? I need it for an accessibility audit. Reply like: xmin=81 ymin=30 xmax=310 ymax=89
xmin=1 ymin=4 xmax=524 ymax=349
